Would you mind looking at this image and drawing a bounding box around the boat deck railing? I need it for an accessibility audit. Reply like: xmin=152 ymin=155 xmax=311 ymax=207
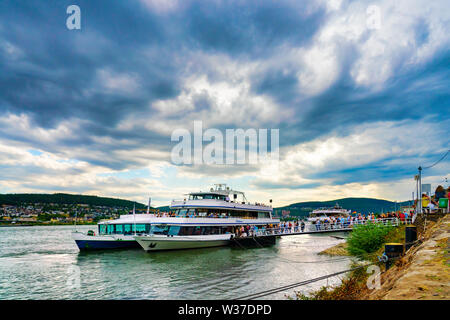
xmin=170 ymin=199 xmax=272 ymax=208
xmin=152 ymin=214 xmax=276 ymax=220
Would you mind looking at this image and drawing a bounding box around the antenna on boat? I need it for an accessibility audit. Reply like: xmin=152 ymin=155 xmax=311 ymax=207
xmin=74 ymin=207 xmax=78 ymax=232
xmin=133 ymin=202 xmax=136 ymax=236
xmin=147 ymin=197 xmax=151 ymax=214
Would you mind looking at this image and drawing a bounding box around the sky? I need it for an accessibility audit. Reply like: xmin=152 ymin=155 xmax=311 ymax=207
xmin=0 ymin=0 xmax=449 ymax=207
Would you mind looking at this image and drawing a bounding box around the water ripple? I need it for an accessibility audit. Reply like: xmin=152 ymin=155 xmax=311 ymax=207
xmin=0 ymin=225 xmax=351 ymax=299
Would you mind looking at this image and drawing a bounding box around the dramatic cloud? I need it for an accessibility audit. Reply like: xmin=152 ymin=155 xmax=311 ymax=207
xmin=0 ymin=0 xmax=448 ymax=206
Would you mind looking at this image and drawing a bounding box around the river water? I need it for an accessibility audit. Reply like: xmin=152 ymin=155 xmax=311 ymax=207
xmin=0 ymin=225 xmax=352 ymax=300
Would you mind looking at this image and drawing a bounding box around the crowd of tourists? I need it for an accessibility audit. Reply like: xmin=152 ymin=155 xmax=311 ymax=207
xmin=417 ymin=185 xmax=450 ymax=213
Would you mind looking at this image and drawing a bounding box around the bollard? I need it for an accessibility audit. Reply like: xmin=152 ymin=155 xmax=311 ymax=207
xmin=384 ymin=243 xmax=404 ymax=270
xmin=405 ymin=225 xmax=417 ymax=251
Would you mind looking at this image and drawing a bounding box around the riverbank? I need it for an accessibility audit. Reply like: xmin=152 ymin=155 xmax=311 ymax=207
xmin=304 ymin=214 xmax=449 ymax=300
xmin=362 ymin=214 xmax=449 ymax=300
xmin=0 ymin=222 xmax=96 ymax=227
xmin=318 ymin=242 xmax=349 ymax=256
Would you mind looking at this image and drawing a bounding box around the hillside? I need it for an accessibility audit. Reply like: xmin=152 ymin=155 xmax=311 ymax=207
xmin=273 ymin=198 xmax=411 ymax=217
xmin=0 ymin=194 xmax=410 ymax=215
xmin=0 ymin=193 xmax=147 ymax=209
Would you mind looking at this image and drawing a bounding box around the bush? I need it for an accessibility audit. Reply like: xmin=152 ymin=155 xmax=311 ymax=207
xmin=347 ymin=222 xmax=393 ymax=259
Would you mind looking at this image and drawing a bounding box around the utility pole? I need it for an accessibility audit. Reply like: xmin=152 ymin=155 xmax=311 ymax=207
xmin=418 ymin=166 xmax=422 ymax=214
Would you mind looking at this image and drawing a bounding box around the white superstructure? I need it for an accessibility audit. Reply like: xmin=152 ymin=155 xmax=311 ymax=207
xmin=134 ymin=184 xmax=280 ymax=252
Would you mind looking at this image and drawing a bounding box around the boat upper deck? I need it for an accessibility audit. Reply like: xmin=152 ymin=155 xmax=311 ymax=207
xmin=170 ymin=198 xmax=272 ymax=212
xmin=171 ymin=184 xmax=272 ymax=212
xmin=99 ymin=214 xmax=279 ymax=226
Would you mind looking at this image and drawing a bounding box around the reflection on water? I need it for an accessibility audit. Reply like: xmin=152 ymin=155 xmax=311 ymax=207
xmin=0 ymin=225 xmax=352 ymax=299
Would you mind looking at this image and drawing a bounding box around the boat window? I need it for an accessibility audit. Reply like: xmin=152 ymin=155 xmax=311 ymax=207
xmin=258 ymin=212 xmax=269 ymax=219
xmin=178 ymin=209 xmax=188 ymax=216
xmin=99 ymin=224 xmax=107 ymax=235
xmin=168 ymin=226 xmax=181 ymax=236
xmin=202 ymin=226 xmax=211 ymax=235
xmin=150 ymin=225 xmax=169 ymax=235
xmin=179 ymin=226 xmax=194 ymax=235
xmin=115 ymin=224 xmax=123 ymax=234
xmin=123 ymin=224 xmax=132 ymax=235
xmin=176 ymin=226 xmax=226 ymax=235
xmin=133 ymin=224 xmax=147 ymax=233
xmin=106 ymin=224 xmax=114 ymax=234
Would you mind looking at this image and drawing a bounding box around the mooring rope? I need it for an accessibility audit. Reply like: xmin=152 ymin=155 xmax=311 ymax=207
xmin=235 ymin=263 xmax=377 ymax=300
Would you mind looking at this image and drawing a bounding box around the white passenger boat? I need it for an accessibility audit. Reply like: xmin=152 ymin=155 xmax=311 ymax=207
xmin=134 ymin=184 xmax=280 ymax=252
xmin=306 ymin=203 xmax=351 ymax=231
xmin=307 ymin=203 xmax=351 ymax=223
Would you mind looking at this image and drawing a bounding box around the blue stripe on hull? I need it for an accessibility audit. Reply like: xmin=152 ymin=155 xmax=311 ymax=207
xmin=75 ymin=240 xmax=140 ymax=250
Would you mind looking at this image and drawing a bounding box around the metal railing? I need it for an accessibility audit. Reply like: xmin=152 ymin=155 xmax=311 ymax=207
xmin=236 ymin=217 xmax=413 ymax=238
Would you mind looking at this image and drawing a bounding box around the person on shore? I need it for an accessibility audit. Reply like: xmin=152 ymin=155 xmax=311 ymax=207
xmin=422 ymin=193 xmax=437 ymax=213
xmin=301 ymin=221 xmax=305 ymax=232
xmin=434 ymin=185 xmax=446 ymax=201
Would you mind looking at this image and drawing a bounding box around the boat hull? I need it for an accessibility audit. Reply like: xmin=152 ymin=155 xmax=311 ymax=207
xmin=74 ymin=239 xmax=140 ymax=250
xmin=135 ymin=235 xmax=231 ymax=252
xmin=72 ymin=232 xmax=140 ymax=250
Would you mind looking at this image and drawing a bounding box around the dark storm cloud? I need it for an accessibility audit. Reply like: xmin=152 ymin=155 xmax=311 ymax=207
xmin=184 ymin=1 xmax=324 ymax=56
xmin=0 ymin=0 xmax=448 ymax=190
xmin=0 ymin=0 xmax=324 ymax=125
xmin=0 ymin=0 xmax=181 ymax=128
xmin=0 ymin=0 xmax=326 ymax=157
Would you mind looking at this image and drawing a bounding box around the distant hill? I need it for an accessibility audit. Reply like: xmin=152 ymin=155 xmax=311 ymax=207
xmin=156 ymin=206 xmax=171 ymax=212
xmin=274 ymin=197 xmax=411 ymax=217
xmin=0 ymin=194 xmax=411 ymax=216
xmin=157 ymin=197 xmax=411 ymax=216
xmin=0 ymin=193 xmax=147 ymax=209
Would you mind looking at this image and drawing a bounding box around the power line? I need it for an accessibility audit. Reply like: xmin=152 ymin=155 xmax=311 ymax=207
xmin=274 ymin=254 xmax=352 ymax=264
xmin=422 ymin=149 xmax=450 ymax=169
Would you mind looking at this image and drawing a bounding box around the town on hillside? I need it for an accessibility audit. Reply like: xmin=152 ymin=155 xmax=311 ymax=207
xmin=0 ymin=203 xmax=149 ymax=225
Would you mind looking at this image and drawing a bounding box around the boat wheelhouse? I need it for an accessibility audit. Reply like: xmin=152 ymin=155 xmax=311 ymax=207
xmin=134 ymin=184 xmax=279 ymax=252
